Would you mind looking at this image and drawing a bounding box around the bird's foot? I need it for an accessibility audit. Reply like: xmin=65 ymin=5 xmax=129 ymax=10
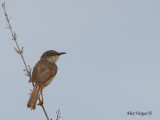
xmin=37 ymin=101 xmax=43 ymax=106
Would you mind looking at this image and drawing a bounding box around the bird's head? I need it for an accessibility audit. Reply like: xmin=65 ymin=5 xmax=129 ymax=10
xmin=41 ymin=50 xmax=66 ymax=63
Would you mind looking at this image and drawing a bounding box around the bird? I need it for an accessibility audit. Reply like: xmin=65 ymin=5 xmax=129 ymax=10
xmin=27 ymin=50 xmax=66 ymax=110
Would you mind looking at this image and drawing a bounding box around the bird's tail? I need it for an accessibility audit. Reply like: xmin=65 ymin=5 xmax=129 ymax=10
xmin=27 ymin=84 xmax=40 ymax=110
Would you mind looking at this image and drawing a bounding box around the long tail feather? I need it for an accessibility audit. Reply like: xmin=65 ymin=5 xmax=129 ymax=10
xmin=27 ymin=84 xmax=40 ymax=110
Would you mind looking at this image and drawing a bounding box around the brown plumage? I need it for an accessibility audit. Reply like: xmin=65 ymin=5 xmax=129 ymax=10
xmin=27 ymin=50 xmax=63 ymax=110
xmin=27 ymin=60 xmax=58 ymax=110
xmin=27 ymin=84 xmax=40 ymax=110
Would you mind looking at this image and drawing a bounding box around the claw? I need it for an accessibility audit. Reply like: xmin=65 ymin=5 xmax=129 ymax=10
xmin=37 ymin=101 xmax=43 ymax=106
xmin=37 ymin=88 xmax=43 ymax=106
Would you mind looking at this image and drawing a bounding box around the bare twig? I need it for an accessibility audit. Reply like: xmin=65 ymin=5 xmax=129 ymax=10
xmin=2 ymin=2 xmax=31 ymax=78
xmin=56 ymin=109 xmax=62 ymax=120
xmin=2 ymin=2 xmax=50 ymax=120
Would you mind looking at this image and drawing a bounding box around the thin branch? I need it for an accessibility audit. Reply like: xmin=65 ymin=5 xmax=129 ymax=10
xmin=2 ymin=2 xmax=50 ymax=120
xmin=56 ymin=109 xmax=62 ymax=120
xmin=2 ymin=2 xmax=31 ymax=77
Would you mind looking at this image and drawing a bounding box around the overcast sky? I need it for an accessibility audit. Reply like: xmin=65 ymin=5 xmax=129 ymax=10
xmin=0 ymin=0 xmax=160 ymax=120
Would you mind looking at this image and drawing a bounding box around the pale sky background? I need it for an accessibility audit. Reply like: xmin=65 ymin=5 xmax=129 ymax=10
xmin=0 ymin=0 xmax=160 ymax=120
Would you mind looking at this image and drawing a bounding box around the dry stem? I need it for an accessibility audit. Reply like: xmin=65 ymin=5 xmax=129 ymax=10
xmin=56 ymin=109 xmax=62 ymax=120
xmin=2 ymin=2 xmax=50 ymax=120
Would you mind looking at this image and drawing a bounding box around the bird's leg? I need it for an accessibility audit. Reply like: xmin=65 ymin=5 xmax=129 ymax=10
xmin=41 ymin=88 xmax=44 ymax=104
xmin=37 ymin=88 xmax=43 ymax=106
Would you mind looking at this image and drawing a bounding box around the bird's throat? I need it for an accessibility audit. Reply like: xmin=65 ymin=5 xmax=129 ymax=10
xmin=46 ymin=56 xmax=59 ymax=63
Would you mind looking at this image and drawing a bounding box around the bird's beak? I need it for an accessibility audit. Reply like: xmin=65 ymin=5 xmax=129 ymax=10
xmin=58 ymin=52 xmax=66 ymax=55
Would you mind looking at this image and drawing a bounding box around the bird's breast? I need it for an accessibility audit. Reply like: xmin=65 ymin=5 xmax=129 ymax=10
xmin=43 ymin=76 xmax=55 ymax=88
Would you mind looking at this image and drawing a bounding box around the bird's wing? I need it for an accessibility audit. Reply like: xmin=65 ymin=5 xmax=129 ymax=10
xmin=38 ymin=62 xmax=58 ymax=86
xmin=29 ymin=61 xmax=40 ymax=83
xmin=30 ymin=60 xmax=57 ymax=85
